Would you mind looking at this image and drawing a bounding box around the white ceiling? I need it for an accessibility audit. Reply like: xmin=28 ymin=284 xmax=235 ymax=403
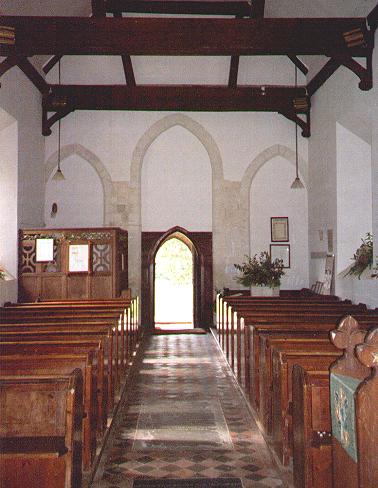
xmin=0 ymin=0 xmax=376 ymax=17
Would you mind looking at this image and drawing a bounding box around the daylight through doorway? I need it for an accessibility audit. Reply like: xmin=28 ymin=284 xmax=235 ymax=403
xmin=154 ymin=237 xmax=194 ymax=330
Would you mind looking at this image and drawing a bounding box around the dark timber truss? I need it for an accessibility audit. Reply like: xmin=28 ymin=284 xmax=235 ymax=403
xmin=0 ymin=0 xmax=377 ymax=138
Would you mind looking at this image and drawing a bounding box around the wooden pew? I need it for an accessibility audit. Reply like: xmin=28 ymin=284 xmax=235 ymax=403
xmin=272 ymin=347 xmax=340 ymax=465
xmin=243 ymin=313 xmax=378 ymax=408
xmin=224 ymin=303 xmax=368 ymax=370
xmin=0 ymin=322 xmax=118 ymax=401
xmin=292 ymin=367 xmax=332 ymax=488
xmin=0 ymin=370 xmax=83 ymax=488
xmin=259 ymin=335 xmax=331 ymax=433
xmin=0 ymin=340 xmax=107 ymax=433
xmin=330 ymin=316 xmax=378 ymax=488
xmin=0 ymin=353 xmax=96 ymax=470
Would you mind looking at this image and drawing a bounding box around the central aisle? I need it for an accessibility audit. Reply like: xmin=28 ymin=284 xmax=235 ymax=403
xmin=93 ymin=333 xmax=285 ymax=488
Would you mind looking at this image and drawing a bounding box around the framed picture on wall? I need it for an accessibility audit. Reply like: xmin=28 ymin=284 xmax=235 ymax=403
xmin=36 ymin=238 xmax=54 ymax=262
xmin=271 ymin=217 xmax=289 ymax=242
xmin=270 ymin=244 xmax=290 ymax=268
xmin=68 ymin=243 xmax=91 ymax=273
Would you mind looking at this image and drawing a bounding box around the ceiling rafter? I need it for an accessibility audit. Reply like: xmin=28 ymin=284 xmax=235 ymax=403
xmin=0 ymin=55 xmax=18 ymax=78
xmin=43 ymin=55 xmax=63 ymax=75
xmin=91 ymin=0 xmax=107 ymax=17
xmin=250 ymin=0 xmax=265 ymax=19
xmin=228 ymin=56 xmax=240 ymax=87
xmin=112 ymin=10 xmax=136 ymax=86
xmin=17 ymin=57 xmax=49 ymax=94
xmin=287 ymin=55 xmax=308 ymax=75
xmin=0 ymin=16 xmax=370 ymax=57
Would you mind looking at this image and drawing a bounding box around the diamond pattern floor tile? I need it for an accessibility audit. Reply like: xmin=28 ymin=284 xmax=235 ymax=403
xmin=92 ymin=333 xmax=285 ymax=488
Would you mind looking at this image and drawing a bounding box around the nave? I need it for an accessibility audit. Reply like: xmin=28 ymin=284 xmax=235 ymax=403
xmin=92 ymin=332 xmax=285 ymax=488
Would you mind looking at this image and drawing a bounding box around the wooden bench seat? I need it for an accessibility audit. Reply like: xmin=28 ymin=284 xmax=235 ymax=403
xmin=0 ymin=370 xmax=83 ymax=488
xmin=0 ymin=353 xmax=97 ymax=470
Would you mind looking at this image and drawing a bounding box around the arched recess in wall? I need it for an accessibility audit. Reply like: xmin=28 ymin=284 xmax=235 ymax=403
xmin=141 ymin=124 xmax=213 ymax=231
xmin=0 ymin=108 xmax=18 ymax=281
xmin=45 ymin=143 xmax=115 ymax=227
xmin=130 ymin=113 xmax=224 ymax=224
xmin=241 ymin=144 xmax=309 ymax=290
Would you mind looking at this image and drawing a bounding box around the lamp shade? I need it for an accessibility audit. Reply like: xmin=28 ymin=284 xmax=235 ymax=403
xmin=52 ymin=167 xmax=65 ymax=181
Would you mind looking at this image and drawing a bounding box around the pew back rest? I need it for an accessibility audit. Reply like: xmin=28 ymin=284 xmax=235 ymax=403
xmin=0 ymin=371 xmax=82 ymax=439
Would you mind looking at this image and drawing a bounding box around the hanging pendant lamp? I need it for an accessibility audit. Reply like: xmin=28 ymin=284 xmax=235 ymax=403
xmin=291 ymin=66 xmax=304 ymax=190
xmin=52 ymin=60 xmax=65 ymax=181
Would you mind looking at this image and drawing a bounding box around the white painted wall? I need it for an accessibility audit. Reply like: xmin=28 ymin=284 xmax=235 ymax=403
xmin=0 ymin=66 xmax=45 ymax=304
xmin=308 ymin=48 xmax=378 ymax=306
xmin=141 ymin=125 xmax=212 ymax=231
xmin=336 ymin=123 xmax=372 ymax=273
xmin=249 ymin=156 xmax=309 ymax=289
xmin=0 ymin=115 xmax=18 ymax=305
xmin=0 ymin=66 xmax=45 ymax=228
xmin=45 ymin=154 xmax=104 ymax=228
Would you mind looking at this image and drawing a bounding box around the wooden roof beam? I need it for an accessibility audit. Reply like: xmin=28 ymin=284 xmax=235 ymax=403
xmin=228 ymin=56 xmax=240 ymax=87
xmin=0 ymin=56 xmax=18 ymax=79
xmin=105 ymin=0 xmax=251 ymax=16
xmin=43 ymin=84 xmax=308 ymax=112
xmin=16 ymin=57 xmax=49 ymax=94
xmin=287 ymin=55 xmax=308 ymax=75
xmin=0 ymin=16 xmax=369 ymax=57
xmin=250 ymin=0 xmax=265 ymax=19
xmin=43 ymin=55 xmax=63 ymax=74
xmin=92 ymin=0 xmax=107 ymax=17
xmin=367 ymin=3 xmax=378 ymax=32
xmin=42 ymin=83 xmax=309 ymax=135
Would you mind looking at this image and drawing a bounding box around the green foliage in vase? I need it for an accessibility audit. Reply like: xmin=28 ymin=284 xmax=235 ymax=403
xmin=234 ymin=252 xmax=285 ymax=288
xmin=344 ymin=232 xmax=374 ymax=279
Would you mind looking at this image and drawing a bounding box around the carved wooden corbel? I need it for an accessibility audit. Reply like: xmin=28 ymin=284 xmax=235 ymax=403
xmin=42 ymin=92 xmax=74 ymax=136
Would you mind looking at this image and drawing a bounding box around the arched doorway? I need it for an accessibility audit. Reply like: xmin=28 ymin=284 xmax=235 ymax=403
xmin=154 ymin=233 xmax=194 ymax=330
xmin=141 ymin=227 xmax=213 ymax=330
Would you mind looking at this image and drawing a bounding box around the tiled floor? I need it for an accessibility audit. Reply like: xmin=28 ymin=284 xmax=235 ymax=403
xmin=92 ymin=332 xmax=285 ymax=488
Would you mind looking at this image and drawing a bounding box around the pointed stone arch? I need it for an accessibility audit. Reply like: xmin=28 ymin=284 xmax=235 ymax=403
xmin=240 ymin=144 xmax=308 ymax=200
xmin=129 ymin=113 xmax=223 ymax=296
xmin=45 ymin=143 xmax=115 ymax=225
xmin=130 ymin=113 xmax=224 ymax=189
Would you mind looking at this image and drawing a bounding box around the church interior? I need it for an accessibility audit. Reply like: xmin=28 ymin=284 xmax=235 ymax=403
xmin=0 ymin=1 xmax=378 ymax=487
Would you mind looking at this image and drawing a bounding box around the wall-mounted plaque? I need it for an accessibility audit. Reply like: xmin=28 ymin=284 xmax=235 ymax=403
xmin=271 ymin=217 xmax=289 ymax=242
xmin=270 ymin=244 xmax=290 ymax=268
xmin=36 ymin=238 xmax=54 ymax=262
xmin=69 ymin=244 xmax=90 ymax=273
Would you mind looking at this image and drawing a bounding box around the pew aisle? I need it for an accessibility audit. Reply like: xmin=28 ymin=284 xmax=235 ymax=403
xmin=92 ymin=333 xmax=285 ymax=488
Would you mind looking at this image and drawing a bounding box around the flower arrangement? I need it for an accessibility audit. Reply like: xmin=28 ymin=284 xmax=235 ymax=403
xmin=344 ymin=232 xmax=374 ymax=279
xmin=234 ymin=252 xmax=285 ymax=288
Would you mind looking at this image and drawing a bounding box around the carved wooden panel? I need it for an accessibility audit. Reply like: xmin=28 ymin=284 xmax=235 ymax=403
xmin=20 ymin=240 xmax=36 ymax=273
xmin=92 ymin=243 xmax=112 ymax=273
xmin=18 ymin=227 xmax=128 ymax=301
